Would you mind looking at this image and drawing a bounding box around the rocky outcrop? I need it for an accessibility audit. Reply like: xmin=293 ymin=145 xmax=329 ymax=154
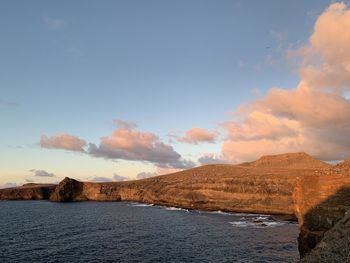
xmin=49 ymin=177 xmax=122 ymax=202
xmin=4 ymin=152 xmax=350 ymax=260
xmin=300 ymin=211 xmax=350 ymax=262
xmin=50 ymin=177 xmax=85 ymax=201
xmin=293 ymin=175 xmax=350 ymax=258
xmin=47 ymin=165 xmax=300 ymax=215
xmin=10 ymin=152 xmax=326 ymax=217
xmin=0 ymin=184 xmax=56 ymax=200
xmin=2 ymin=152 xmax=328 ymax=216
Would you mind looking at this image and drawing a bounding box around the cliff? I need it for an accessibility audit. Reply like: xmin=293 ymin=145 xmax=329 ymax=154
xmin=3 ymin=152 xmax=350 ymax=260
xmin=0 ymin=183 xmax=56 ymax=200
xmin=300 ymin=211 xmax=350 ymax=262
xmin=293 ymin=173 xmax=350 ymax=260
xmin=49 ymin=164 xmax=303 ymax=215
xmin=49 ymin=152 xmax=332 ymax=215
xmin=1 ymin=152 xmax=329 ymax=216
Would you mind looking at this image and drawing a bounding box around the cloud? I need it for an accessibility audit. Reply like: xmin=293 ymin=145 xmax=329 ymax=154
xmin=173 ymin=127 xmax=217 ymax=144
xmin=222 ymin=2 xmax=350 ymax=163
xmin=0 ymin=183 xmax=17 ymax=189
xmin=136 ymin=172 xmax=158 ymax=179
xmin=89 ymin=176 xmax=113 ymax=182
xmin=88 ymin=174 xmax=129 ymax=182
xmin=29 ymin=169 xmax=55 ymax=177
xmin=113 ymin=174 xmax=128 ymax=181
xmin=40 ymin=134 xmax=86 ymax=152
xmin=43 ymin=15 xmax=67 ymax=30
xmin=88 ymin=124 xmax=194 ymax=169
xmin=198 ymin=153 xmax=230 ymax=165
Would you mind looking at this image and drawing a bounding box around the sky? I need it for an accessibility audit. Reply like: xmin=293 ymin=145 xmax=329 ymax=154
xmin=1 ymin=0 xmax=350 ymax=186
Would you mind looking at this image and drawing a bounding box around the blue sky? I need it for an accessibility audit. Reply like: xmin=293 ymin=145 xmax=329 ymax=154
xmin=0 ymin=0 xmax=346 ymax=185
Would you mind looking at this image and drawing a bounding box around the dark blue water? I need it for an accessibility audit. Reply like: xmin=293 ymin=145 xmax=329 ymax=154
xmin=0 ymin=201 xmax=299 ymax=262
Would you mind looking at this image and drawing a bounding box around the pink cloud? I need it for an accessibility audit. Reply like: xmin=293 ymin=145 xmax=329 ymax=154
xmin=175 ymin=127 xmax=217 ymax=144
xmin=88 ymin=123 xmax=194 ymax=169
xmin=40 ymin=134 xmax=86 ymax=152
xmin=222 ymin=3 xmax=350 ymax=163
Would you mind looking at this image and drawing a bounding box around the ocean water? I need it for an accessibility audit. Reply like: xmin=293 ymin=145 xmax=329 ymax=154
xmin=0 ymin=201 xmax=299 ymax=263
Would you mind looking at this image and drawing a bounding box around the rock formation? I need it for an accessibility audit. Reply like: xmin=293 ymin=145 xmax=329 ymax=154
xmin=0 ymin=183 xmax=56 ymax=200
xmin=2 ymin=152 xmax=350 ymax=260
xmin=293 ymin=172 xmax=350 ymax=260
xmin=300 ymin=211 xmax=350 ymax=262
xmin=47 ymin=152 xmax=332 ymax=216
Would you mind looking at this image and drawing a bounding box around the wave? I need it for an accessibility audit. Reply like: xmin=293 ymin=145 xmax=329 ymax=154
xmin=229 ymin=216 xmax=287 ymax=228
xmin=165 ymin=206 xmax=189 ymax=212
xmin=127 ymin=202 xmax=154 ymax=207
xmin=208 ymin=210 xmax=232 ymax=215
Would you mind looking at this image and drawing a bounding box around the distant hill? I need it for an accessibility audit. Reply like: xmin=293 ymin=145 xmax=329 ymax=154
xmin=244 ymin=152 xmax=330 ymax=169
xmin=334 ymin=159 xmax=350 ymax=170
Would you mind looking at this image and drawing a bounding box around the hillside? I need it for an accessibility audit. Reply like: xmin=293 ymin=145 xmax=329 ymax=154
xmin=245 ymin=152 xmax=330 ymax=169
xmin=3 ymin=152 xmax=350 ymax=259
xmin=1 ymin=152 xmax=331 ymax=216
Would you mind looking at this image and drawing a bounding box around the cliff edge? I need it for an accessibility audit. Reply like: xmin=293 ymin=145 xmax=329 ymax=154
xmin=3 ymin=152 xmax=350 ymax=260
xmin=293 ymin=174 xmax=350 ymax=259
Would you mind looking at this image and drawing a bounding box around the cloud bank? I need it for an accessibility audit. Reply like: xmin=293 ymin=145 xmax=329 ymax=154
xmin=30 ymin=169 xmax=55 ymax=177
xmin=40 ymin=134 xmax=86 ymax=152
xmin=88 ymin=123 xmax=194 ymax=169
xmin=175 ymin=127 xmax=217 ymax=144
xmin=38 ymin=3 xmax=350 ymax=169
xmin=41 ymin=122 xmax=194 ymax=169
xmin=222 ymin=2 xmax=350 ymax=163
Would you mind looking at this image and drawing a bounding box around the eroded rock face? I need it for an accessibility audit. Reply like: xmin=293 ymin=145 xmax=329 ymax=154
xmin=49 ymin=177 xmax=85 ymax=201
xmin=293 ymin=175 xmax=350 ymax=258
xmin=300 ymin=212 xmax=350 ymax=262
xmin=44 ymin=153 xmax=332 ymax=215
xmin=3 ymin=152 xmax=350 ymax=260
xmin=0 ymin=184 xmax=56 ymax=200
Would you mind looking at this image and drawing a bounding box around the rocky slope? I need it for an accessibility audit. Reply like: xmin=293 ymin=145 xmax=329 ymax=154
xmin=1 ymin=152 xmax=328 ymax=216
xmin=300 ymin=212 xmax=350 ymax=263
xmin=293 ymin=173 xmax=350 ymax=259
xmin=48 ymin=152 xmax=332 ymax=216
xmin=48 ymin=164 xmax=301 ymax=215
xmin=0 ymin=183 xmax=56 ymax=200
xmin=245 ymin=152 xmax=331 ymax=169
xmin=3 ymin=152 xmax=350 ymax=260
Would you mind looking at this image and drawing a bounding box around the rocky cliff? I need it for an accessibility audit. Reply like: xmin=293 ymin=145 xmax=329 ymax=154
xmin=49 ymin=151 xmax=333 ymax=216
xmin=2 ymin=152 xmax=328 ymax=216
xmin=300 ymin=211 xmax=350 ymax=262
xmin=2 ymin=152 xmax=350 ymax=260
xmin=0 ymin=183 xmax=56 ymax=200
xmin=293 ymin=172 xmax=350 ymax=260
xmin=49 ymin=164 xmax=303 ymax=215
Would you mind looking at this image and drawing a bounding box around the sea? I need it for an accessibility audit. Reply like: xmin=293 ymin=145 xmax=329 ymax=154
xmin=0 ymin=201 xmax=299 ymax=263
